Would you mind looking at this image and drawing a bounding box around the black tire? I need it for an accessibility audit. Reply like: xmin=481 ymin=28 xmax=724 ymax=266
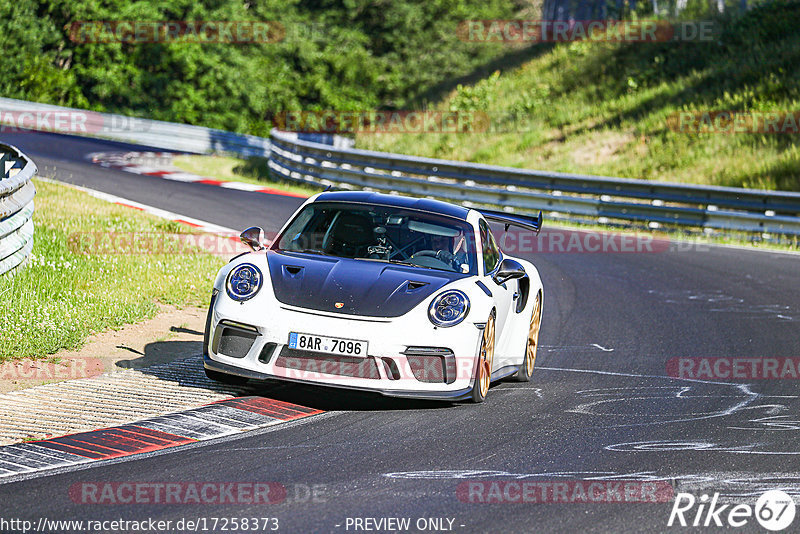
xmin=513 ymin=291 xmax=542 ymax=382
xmin=205 ymin=367 xmax=249 ymax=386
xmin=471 ymin=312 xmax=496 ymax=403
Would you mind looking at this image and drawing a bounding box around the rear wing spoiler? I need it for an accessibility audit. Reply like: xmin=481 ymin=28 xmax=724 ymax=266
xmin=479 ymin=209 xmax=543 ymax=235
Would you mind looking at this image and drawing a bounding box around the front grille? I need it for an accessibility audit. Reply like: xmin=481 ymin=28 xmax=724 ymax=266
xmin=216 ymin=327 xmax=257 ymax=358
xmin=403 ymin=347 xmax=456 ymax=384
xmin=275 ymin=347 xmax=380 ymax=379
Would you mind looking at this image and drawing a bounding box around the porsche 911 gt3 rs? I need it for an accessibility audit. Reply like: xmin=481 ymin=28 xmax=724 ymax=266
xmin=203 ymin=191 xmax=543 ymax=402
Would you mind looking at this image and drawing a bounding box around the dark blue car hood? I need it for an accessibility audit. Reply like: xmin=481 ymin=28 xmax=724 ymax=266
xmin=266 ymin=251 xmax=462 ymax=317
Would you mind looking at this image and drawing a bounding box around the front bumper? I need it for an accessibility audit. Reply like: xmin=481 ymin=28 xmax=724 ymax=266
xmin=203 ymin=356 xmax=474 ymax=401
xmin=205 ymin=301 xmax=482 ymax=401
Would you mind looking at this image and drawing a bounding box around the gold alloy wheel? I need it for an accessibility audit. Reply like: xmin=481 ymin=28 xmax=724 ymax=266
xmin=525 ymin=293 xmax=542 ymax=376
xmin=479 ymin=313 xmax=496 ymax=399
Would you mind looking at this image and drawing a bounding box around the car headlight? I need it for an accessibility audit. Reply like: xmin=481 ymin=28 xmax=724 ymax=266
xmin=428 ymin=290 xmax=470 ymax=327
xmin=226 ymin=263 xmax=263 ymax=301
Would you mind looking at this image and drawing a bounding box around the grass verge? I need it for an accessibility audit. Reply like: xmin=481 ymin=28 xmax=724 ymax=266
xmin=0 ymin=179 xmax=226 ymax=362
xmin=172 ymin=154 xmax=321 ymax=197
xmin=356 ymin=2 xmax=800 ymax=191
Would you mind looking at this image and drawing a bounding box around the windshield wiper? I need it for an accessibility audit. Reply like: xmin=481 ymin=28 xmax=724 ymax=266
xmin=388 ymin=259 xmax=423 ymax=268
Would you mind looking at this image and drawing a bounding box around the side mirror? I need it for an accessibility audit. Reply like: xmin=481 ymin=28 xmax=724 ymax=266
xmin=240 ymin=226 xmax=265 ymax=251
xmin=493 ymin=258 xmax=526 ymax=286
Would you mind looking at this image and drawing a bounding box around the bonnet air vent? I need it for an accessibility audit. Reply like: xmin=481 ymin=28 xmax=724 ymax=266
xmin=406 ymin=281 xmax=429 ymax=292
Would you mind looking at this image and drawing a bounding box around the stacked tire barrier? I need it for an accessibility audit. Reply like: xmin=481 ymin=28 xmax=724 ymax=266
xmin=269 ymin=130 xmax=800 ymax=236
xmin=0 ymin=144 xmax=37 ymax=275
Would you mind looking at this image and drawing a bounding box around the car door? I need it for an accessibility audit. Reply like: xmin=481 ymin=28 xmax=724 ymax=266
xmin=479 ymin=219 xmax=514 ymax=363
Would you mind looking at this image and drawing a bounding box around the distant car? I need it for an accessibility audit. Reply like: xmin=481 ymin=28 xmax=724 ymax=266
xmin=203 ymin=191 xmax=543 ymax=402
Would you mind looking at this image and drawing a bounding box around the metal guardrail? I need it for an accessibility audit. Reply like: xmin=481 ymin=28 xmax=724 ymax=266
xmin=0 ymin=97 xmax=353 ymax=157
xmin=0 ymin=144 xmax=37 ymax=275
xmin=2 ymin=96 xmax=796 ymax=237
xmin=269 ymin=129 xmax=800 ymax=236
xmin=0 ymin=97 xmax=273 ymax=157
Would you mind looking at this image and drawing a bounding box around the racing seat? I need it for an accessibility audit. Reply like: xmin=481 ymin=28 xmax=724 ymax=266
xmin=323 ymin=212 xmax=375 ymax=257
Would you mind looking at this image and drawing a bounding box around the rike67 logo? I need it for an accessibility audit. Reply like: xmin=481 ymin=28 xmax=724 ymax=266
xmin=668 ymin=490 xmax=796 ymax=531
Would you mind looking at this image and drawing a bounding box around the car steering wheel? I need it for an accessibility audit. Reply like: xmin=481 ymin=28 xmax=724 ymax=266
xmin=409 ymin=250 xmax=455 ymax=270
xmin=412 ymin=250 xmax=454 ymax=262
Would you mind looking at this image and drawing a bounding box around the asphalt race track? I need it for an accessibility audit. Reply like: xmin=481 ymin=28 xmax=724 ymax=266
xmin=1 ymin=130 xmax=800 ymax=533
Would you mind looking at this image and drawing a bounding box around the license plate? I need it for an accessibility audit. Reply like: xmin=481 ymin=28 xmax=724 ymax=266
xmin=288 ymin=332 xmax=368 ymax=357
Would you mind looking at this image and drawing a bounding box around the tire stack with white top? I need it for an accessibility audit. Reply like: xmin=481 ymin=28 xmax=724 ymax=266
xmin=0 ymin=143 xmax=37 ymax=275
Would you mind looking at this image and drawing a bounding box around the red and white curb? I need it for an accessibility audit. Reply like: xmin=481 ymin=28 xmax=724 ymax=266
xmin=0 ymin=174 xmax=323 ymax=479
xmin=37 ymin=175 xmax=237 ymax=237
xmin=88 ymin=151 xmax=308 ymax=199
xmin=36 ymin=176 xmax=257 ymax=255
xmin=0 ymin=397 xmax=322 ymax=480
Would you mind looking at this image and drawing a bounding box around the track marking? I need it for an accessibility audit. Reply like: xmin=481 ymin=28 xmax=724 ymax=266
xmin=0 ymin=397 xmax=323 ymax=481
xmin=88 ymin=151 xmax=308 ymax=199
xmin=532 ymin=366 xmax=760 ymax=428
xmin=35 ymin=175 xmax=239 ymax=237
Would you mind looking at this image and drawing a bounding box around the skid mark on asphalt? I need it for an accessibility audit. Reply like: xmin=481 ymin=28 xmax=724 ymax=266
xmin=378 ymin=367 xmax=800 ymax=499
xmin=538 ymin=366 xmax=766 ymax=431
xmin=496 ymin=386 xmax=543 ymax=398
xmin=541 ymin=344 xmax=619 ymax=353
xmin=645 ymin=289 xmax=795 ymax=321
xmin=555 ymin=367 xmax=800 ymax=457
xmin=383 ymin=469 xmax=800 ymax=500
xmin=0 ymin=397 xmax=322 ymax=481
xmin=729 ymin=412 xmax=800 ymax=431
xmin=603 ymin=440 xmax=800 ymax=455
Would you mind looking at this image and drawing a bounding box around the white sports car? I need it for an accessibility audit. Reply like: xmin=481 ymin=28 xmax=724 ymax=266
xmin=203 ymin=191 xmax=543 ymax=402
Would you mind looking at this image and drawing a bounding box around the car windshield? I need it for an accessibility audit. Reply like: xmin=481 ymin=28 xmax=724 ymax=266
xmin=273 ymin=202 xmax=478 ymax=275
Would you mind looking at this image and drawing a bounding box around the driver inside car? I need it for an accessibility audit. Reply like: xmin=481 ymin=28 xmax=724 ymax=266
xmin=421 ymin=233 xmax=470 ymax=273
